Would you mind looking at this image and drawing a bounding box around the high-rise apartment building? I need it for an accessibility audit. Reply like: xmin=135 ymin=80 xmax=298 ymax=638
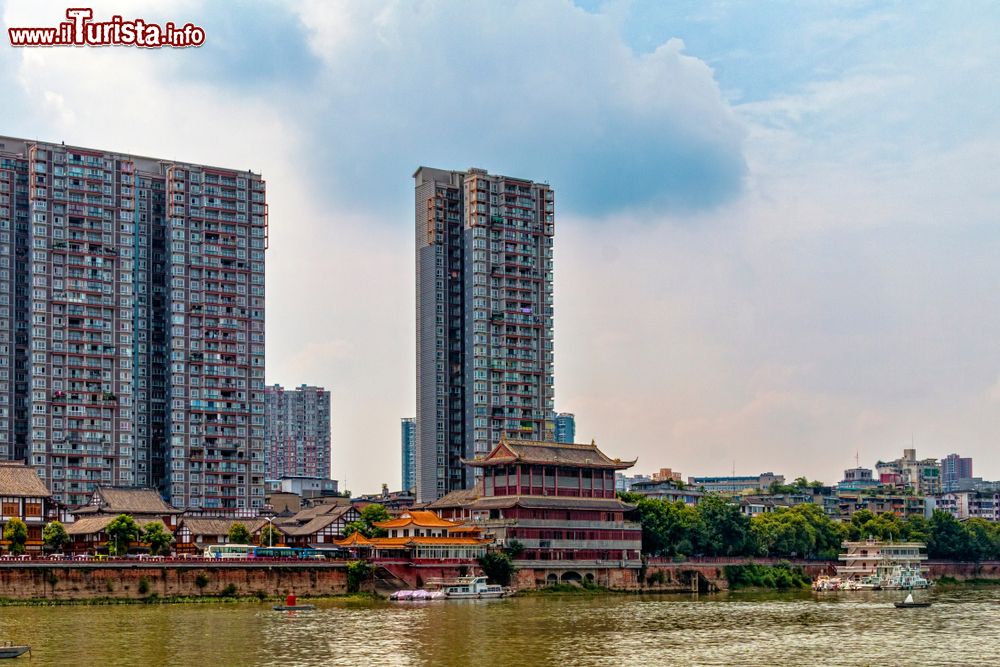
xmin=414 ymin=166 xmax=555 ymax=502
xmin=941 ymin=453 xmax=973 ymax=493
xmin=400 ymin=417 xmax=415 ymax=493
xmin=553 ymin=412 xmax=575 ymax=444
xmin=0 ymin=136 xmax=267 ymax=511
xmin=264 ymin=384 xmax=331 ymax=480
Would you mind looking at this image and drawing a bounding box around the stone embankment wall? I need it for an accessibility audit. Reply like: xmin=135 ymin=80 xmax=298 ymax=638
xmin=0 ymin=563 xmax=348 ymax=601
xmin=925 ymin=561 xmax=1000 ymax=579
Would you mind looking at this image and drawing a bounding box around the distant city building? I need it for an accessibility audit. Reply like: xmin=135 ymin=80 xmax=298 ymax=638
xmin=934 ymin=491 xmax=999 ymax=521
xmin=839 ymin=467 xmax=878 ymax=491
xmin=414 ymin=167 xmax=555 ymax=502
xmin=687 ymin=473 xmax=785 ymax=495
xmin=401 ymin=418 xmax=416 ymax=493
xmin=941 ymin=453 xmax=973 ymax=493
xmin=616 ymin=473 xmax=652 ymax=492
xmin=652 ymin=468 xmax=682 ymax=483
xmin=264 ymin=384 xmax=331 ymax=480
xmin=553 ymin=413 xmax=576 ymax=444
xmin=0 ymin=136 xmax=267 ymax=511
xmin=630 ymin=478 xmax=703 ymax=505
xmin=953 ymin=478 xmax=1000 ymax=493
xmin=875 ymin=449 xmax=941 ymax=495
xmin=836 ymin=491 xmax=928 ymax=520
xmin=275 ymin=476 xmax=339 ymax=498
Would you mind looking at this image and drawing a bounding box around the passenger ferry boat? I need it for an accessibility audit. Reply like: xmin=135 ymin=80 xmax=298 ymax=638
xmin=816 ymin=537 xmax=931 ymax=591
xmin=440 ymin=576 xmax=511 ymax=599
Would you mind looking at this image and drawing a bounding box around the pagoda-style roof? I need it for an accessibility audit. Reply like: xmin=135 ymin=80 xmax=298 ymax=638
xmin=74 ymin=487 xmax=181 ymax=516
xmin=469 ymin=495 xmax=636 ymax=512
xmin=66 ymin=515 xmax=163 ymax=536
xmin=175 ymin=517 xmax=268 ymax=537
xmin=464 ymin=437 xmax=636 ymax=470
xmin=374 ymin=510 xmax=464 ymax=530
xmin=426 ymin=488 xmax=479 ymax=510
xmin=0 ymin=462 xmax=51 ymax=498
xmin=335 ymin=531 xmax=374 ymax=547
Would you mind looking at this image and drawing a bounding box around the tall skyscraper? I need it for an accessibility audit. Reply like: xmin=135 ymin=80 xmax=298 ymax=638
xmin=264 ymin=384 xmax=331 ymax=480
xmin=414 ymin=166 xmax=555 ymax=502
xmin=400 ymin=417 xmax=415 ymax=493
xmin=0 ymin=136 xmax=266 ymax=511
xmin=553 ymin=412 xmax=576 ymax=444
xmin=941 ymin=453 xmax=973 ymax=492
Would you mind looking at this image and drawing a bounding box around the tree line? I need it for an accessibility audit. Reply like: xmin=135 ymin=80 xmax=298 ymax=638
xmin=619 ymin=492 xmax=1000 ymax=561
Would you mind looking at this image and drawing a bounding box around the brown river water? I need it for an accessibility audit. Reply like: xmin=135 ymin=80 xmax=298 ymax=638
xmin=0 ymin=587 xmax=997 ymax=666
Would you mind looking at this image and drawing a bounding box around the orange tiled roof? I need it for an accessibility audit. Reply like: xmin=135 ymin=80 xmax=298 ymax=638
xmin=374 ymin=510 xmax=463 ymax=530
xmin=448 ymin=525 xmax=482 ymax=534
xmin=334 ymin=532 xmax=373 ymax=547
xmin=369 ymin=536 xmax=490 ymax=547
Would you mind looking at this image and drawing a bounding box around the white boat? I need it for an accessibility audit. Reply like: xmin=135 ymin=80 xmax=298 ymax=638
xmin=441 ymin=576 xmax=511 ymax=599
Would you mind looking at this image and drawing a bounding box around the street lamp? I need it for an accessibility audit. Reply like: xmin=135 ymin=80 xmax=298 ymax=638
xmin=264 ymin=516 xmax=274 ymax=548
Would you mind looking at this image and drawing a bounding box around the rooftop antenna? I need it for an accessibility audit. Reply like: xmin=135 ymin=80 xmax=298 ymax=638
xmin=732 ymin=460 xmax=736 ymax=477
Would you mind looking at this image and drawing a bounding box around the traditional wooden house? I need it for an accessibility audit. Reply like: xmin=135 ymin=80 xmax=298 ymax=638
xmin=173 ymin=517 xmax=271 ymax=553
xmin=0 ymin=462 xmax=52 ymax=553
xmin=276 ymin=502 xmax=361 ymax=547
xmin=66 ymin=487 xmax=182 ymax=553
xmin=429 ymin=438 xmax=642 ymax=565
xmin=72 ymin=487 xmax=183 ymax=526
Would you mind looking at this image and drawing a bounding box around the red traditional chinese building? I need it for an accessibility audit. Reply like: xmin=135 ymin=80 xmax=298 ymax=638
xmin=428 ymin=438 xmax=642 ymax=566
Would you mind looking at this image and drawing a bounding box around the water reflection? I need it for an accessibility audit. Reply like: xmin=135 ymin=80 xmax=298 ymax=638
xmin=0 ymin=588 xmax=996 ymax=666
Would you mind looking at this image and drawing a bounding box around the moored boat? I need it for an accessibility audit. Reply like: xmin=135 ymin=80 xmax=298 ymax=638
xmin=441 ymin=576 xmax=511 ymax=599
xmin=894 ymin=593 xmax=931 ymax=608
xmin=0 ymin=644 xmax=29 ymax=659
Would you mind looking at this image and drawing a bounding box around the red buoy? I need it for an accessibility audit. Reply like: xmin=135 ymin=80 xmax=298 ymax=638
xmin=286 ymin=594 xmax=296 ymax=607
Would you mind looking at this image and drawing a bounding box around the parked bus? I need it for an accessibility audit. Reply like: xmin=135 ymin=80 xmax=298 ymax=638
xmin=202 ymin=545 xmax=328 ymax=560
xmin=204 ymin=544 xmax=256 ymax=559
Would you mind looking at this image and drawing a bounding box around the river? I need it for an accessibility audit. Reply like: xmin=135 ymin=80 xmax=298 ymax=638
xmin=0 ymin=588 xmax=997 ymax=666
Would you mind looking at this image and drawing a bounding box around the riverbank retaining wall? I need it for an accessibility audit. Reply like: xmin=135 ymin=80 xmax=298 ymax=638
xmin=0 ymin=563 xmax=348 ymax=601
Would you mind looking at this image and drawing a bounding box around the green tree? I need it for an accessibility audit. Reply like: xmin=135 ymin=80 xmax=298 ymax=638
xmin=42 ymin=520 xmax=70 ymax=553
xmin=858 ymin=513 xmax=904 ymax=542
xmin=900 ymin=515 xmax=931 ymax=544
xmin=623 ymin=496 xmax=706 ymax=557
xmin=962 ymin=519 xmax=994 ymax=562
xmin=927 ymin=510 xmax=968 ymax=560
xmin=105 ymin=514 xmax=140 ymax=556
xmin=3 ymin=518 xmax=28 ymax=555
xmin=227 ymin=522 xmax=253 ymax=545
xmin=478 ymin=551 xmax=515 ymax=586
xmin=143 ymin=521 xmax=173 ymax=556
xmin=344 ymin=504 xmax=392 ymax=538
xmin=698 ymin=495 xmax=752 ymax=557
xmin=504 ymin=539 xmax=525 ymax=559
xmin=259 ymin=524 xmax=283 ymax=547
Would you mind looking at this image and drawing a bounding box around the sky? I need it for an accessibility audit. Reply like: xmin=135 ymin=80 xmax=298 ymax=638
xmin=2 ymin=1 xmax=999 ymax=492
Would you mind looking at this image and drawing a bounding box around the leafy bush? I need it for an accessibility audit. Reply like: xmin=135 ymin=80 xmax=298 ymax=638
xmin=724 ymin=562 xmax=810 ymax=590
xmin=477 ymin=552 xmax=515 ymax=586
xmin=346 ymin=560 xmax=373 ymax=593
